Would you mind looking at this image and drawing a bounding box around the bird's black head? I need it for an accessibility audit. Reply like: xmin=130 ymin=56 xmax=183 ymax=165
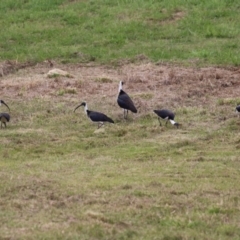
xmin=174 ymin=122 xmax=181 ymax=129
xmin=80 ymin=102 xmax=86 ymax=107
xmin=119 ymin=81 xmax=125 ymax=88
xmin=74 ymin=101 xmax=86 ymax=112
xmin=0 ymin=100 xmax=10 ymax=112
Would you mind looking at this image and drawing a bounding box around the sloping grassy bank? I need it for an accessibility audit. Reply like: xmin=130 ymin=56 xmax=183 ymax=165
xmin=0 ymin=0 xmax=240 ymax=65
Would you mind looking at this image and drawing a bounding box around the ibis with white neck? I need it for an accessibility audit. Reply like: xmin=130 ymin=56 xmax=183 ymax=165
xmin=153 ymin=109 xmax=179 ymax=128
xmin=74 ymin=101 xmax=114 ymax=129
xmin=0 ymin=100 xmax=10 ymax=128
xmin=117 ymin=81 xmax=137 ymax=119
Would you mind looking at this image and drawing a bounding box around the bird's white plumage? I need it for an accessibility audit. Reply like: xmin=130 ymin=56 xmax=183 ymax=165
xmin=169 ymin=119 xmax=177 ymax=125
xmin=84 ymin=102 xmax=88 ymax=115
xmin=118 ymin=81 xmax=123 ymax=93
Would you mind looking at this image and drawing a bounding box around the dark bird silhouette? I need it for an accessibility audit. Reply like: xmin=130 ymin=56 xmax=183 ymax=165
xmin=74 ymin=101 xmax=114 ymax=129
xmin=0 ymin=113 xmax=10 ymax=128
xmin=0 ymin=100 xmax=10 ymax=128
xmin=236 ymin=105 xmax=240 ymax=117
xmin=117 ymin=81 xmax=137 ymax=119
xmin=153 ymin=109 xmax=180 ymax=128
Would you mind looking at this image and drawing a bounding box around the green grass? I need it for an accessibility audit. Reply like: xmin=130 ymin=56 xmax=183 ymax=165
xmin=0 ymin=0 xmax=240 ymax=65
xmin=1 ymin=97 xmax=240 ymax=239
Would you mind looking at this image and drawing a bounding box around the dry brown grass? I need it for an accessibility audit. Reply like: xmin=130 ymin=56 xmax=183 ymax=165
xmin=1 ymin=61 xmax=240 ymax=110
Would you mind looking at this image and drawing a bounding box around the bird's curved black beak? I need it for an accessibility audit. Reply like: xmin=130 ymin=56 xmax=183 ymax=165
xmin=1 ymin=100 xmax=10 ymax=112
xmin=74 ymin=102 xmax=84 ymax=112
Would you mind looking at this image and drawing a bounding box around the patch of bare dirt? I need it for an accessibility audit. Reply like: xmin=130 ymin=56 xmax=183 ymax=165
xmin=147 ymin=10 xmax=186 ymax=25
xmin=0 ymin=60 xmax=35 ymax=77
xmin=0 ymin=61 xmax=240 ymax=114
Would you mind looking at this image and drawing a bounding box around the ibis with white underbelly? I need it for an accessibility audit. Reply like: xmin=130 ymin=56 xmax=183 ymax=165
xmin=117 ymin=81 xmax=137 ymax=119
xmin=153 ymin=109 xmax=180 ymax=128
xmin=74 ymin=101 xmax=114 ymax=129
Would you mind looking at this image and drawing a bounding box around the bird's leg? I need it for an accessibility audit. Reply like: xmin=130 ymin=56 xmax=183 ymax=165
xmin=4 ymin=122 xmax=6 ymax=128
xmin=126 ymin=110 xmax=128 ymax=119
xmin=124 ymin=109 xmax=127 ymax=119
xmin=98 ymin=122 xmax=103 ymax=129
xmin=158 ymin=117 xmax=162 ymax=126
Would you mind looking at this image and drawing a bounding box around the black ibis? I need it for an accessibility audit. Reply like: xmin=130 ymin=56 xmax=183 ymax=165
xmin=236 ymin=105 xmax=240 ymax=117
xmin=0 ymin=113 xmax=10 ymax=128
xmin=117 ymin=81 xmax=137 ymax=119
xmin=153 ymin=109 xmax=180 ymax=128
xmin=0 ymin=100 xmax=10 ymax=128
xmin=74 ymin=101 xmax=114 ymax=129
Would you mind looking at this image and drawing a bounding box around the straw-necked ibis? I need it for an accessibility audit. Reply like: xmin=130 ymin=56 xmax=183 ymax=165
xmin=117 ymin=81 xmax=137 ymax=119
xmin=74 ymin=101 xmax=114 ymax=129
xmin=236 ymin=105 xmax=240 ymax=117
xmin=0 ymin=113 xmax=10 ymax=128
xmin=0 ymin=100 xmax=10 ymax=128
xmin=154 ymin=109 xmax=180 ymax=128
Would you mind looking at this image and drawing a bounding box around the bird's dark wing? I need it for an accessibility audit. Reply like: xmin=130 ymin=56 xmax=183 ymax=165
xmin=117 ymin=90 xmax=137 ymax=113
xmin=0 ymin=112 xmax=10 ymax=122
xmin=88 ymin=111 xmax=114 ymax=123
xmin=236 ymin=105 xmax=240 ymax=112
xmin=154 ymin=109 xmax=174 ymax=120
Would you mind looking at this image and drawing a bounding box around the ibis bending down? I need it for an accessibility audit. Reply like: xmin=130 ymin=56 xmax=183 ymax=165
xmin=153 ymin=109 xmax=180 ymax=128
xmin=117 ymin=81 xmax=137 ymax=119
xmin=0 ymin=100 xmax=10 ymax=128
xmin=74 ymin=101 xmax=114 ymax=129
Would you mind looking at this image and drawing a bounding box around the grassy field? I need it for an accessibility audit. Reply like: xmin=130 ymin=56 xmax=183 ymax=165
xmin=0 ymin=0 xmax=240 ymax=65
xmin=1 ymin=98 xmax=240 ymax=239
xmin=1 ymin=0 xmax=240 ymax=239
xmin=1 ymin=64 xmax=240 ymax=239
